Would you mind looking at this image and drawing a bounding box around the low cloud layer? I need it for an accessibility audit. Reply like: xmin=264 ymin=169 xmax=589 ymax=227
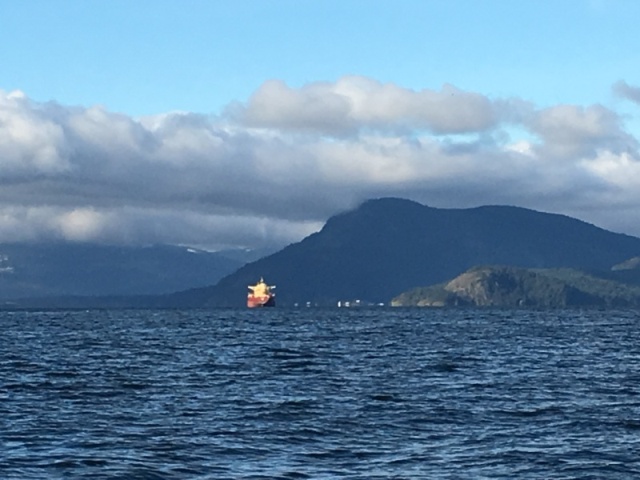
xmin=2 ymin=76 xmax=640 ymax=250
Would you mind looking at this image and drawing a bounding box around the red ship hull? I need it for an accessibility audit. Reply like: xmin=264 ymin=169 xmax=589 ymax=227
xmin=247 ymin=294 xmax=276 ymax=308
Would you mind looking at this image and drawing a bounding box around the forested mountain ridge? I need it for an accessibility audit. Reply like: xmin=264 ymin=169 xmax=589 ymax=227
xmin=188 ymin=198 xmax=640 ymax=307
xmin=391 ymin=265 xmax=640 ymax=307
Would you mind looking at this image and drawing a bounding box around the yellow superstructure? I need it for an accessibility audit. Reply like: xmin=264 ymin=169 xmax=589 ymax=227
xmin=248 ymin=277 xmax=273 ymax=296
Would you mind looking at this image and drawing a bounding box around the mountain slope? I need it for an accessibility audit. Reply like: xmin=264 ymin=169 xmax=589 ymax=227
xmin=391 ymin=265 xmax=640 ymax=307
xmin=0 ymin=243 xmax=243 ymax=299
xmin=181 ymin=198 xmax=640 ymax=307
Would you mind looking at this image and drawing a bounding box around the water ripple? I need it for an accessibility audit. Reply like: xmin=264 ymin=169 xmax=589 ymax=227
xmin=1 ymin=308 xmax=640 ymax=478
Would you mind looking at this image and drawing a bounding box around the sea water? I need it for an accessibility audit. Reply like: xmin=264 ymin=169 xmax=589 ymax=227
xmin=1 ymin=308 xmax=640 ymax=479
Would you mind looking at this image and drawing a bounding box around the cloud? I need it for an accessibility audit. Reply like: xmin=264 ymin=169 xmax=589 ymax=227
xmin=613 ymin=80 xmax=640 ymax=105
xmin=0 ymin=204 xmax=321 ymax=248
xmin=231 ymin=76 xmax=502 ymax=135
xmin=1 ymin=77 xmax=640 ymax=249
xmin=527 ymin=104 xmax=638 ymax=160
xmin=0 ymin=91 xmax=70 ymax=175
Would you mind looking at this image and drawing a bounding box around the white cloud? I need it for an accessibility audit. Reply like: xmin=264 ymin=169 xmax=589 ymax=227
xmin=582 ymin=151 xmax=640 ymax=189
xmin=56 ymin=207 xmax=110 ymax=242
xmin=1 ymin=78 xmax=640 ymax=249
xmin=233 ymin=76 xmax=501 ymax=135
xmin=527 ymin=104 xmax=637 ymax=160
xmin=0 ymin=91 xmax=70 ymax=175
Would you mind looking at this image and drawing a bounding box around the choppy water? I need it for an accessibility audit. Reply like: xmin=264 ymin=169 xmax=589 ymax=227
xmin=1 ymin=308 xmax=640 ymax=479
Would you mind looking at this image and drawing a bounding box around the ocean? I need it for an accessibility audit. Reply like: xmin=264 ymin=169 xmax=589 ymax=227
xmin=1 ymin=308 xmax=640 ymax=479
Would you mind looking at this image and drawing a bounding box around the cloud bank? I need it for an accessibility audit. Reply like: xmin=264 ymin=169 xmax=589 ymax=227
xmin=1 ymin=76 xmax=640 ymax=249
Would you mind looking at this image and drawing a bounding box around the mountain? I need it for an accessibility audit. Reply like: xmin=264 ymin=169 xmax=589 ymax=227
xmin=177 ymin=198 xmax=640 ymax=307
xmin=0 ymin=243 xmax=243 ymax=300
xmin=391 ymin=265 xmax=640 ymax=308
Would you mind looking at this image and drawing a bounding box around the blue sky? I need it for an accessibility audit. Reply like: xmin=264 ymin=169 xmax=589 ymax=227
xmin=3 ymin=0 xmax=638 ymax=114
xmin=1 ymin=1 xmax=640 ymax=249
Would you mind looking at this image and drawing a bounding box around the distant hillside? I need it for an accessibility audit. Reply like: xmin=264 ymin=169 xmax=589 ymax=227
xmin=0 ymin=243 xmax=243 ymax=299
xmin=175 ymin=198 xmax=640 ymax=307
xmin=391 ymin=265 xmax=640 ymax=308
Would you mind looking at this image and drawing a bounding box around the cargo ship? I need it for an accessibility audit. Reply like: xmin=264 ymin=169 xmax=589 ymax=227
xmin=247 ymin=277 xmax=276 ymax=308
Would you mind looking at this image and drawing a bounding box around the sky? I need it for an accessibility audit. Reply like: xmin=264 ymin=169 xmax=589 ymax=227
xmin=1 ymin=0 xmax=640 ymax=251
